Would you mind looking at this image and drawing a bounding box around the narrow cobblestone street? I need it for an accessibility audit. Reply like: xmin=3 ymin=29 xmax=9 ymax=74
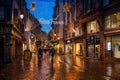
xmin=0 ymin=52 xmax=120 ymax=80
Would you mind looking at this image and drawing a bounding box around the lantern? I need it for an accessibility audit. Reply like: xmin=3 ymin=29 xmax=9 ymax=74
xmin=31 ymin=2 xmax=36 ymax=11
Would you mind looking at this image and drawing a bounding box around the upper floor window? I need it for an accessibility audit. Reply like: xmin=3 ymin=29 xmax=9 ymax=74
xmin=75 ymin=26 xmax=83 ymax=36
xmin=84 ymin=0 xmax=91 ymax=13
xmin=92 ymin=0 xmax=99 ymax=9
xmin=103 ymin=0 xmax=109 ymax=6
xmin=105 ymin=12 xmax=120 ymax=29
xmin=66 ymin=31 xmax=72 ymax=38
xmin=87 ymin=21 xmax=100 ymax=34
xmin=0 ymin=6 xmax=5 ymax=20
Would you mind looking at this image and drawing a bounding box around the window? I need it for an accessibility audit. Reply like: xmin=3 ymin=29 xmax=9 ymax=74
xmin=105 ymin=12 xmax=120 ymax=29
xmin=87 ymin=21 xmax=100 ymax=34
xmin=103 ymin=0 xmax=109 ymax=6
xmin=107 ymin=42 xmax=111 ymax=50
xmin=66 ymin=31 xmax=72 ymax=38
xmin=92 ymin=0 xmax=99 ymax=9
xmin=75 ymin=26 xmax=83 ymax=36
xmin=106 ymin=37 xmax=111 ymax=51
xmin=75 ymin=27 xmax=80 ymax=36
xmin=84 ymin=0 xmax=91 ymax=13
xmin=0 ymin=6 xmax=5 ymax=20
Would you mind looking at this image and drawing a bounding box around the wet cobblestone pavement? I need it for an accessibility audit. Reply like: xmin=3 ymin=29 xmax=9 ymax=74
xmin=0 ymin=53 xmax=120 ymax=80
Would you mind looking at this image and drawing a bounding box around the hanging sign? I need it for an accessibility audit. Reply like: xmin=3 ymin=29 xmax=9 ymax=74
xmin=31 ymin=2 xmax=36 ymax=11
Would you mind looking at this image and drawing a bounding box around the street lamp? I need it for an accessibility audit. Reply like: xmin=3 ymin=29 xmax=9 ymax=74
xmin=54 ymin=34 xmax=56 ymax=36
xmin=20 ymin=13 xmax=24 ymax=19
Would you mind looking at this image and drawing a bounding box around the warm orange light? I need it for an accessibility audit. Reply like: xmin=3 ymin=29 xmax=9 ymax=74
xmin=20 ymin=14 xmax=24 ymax=19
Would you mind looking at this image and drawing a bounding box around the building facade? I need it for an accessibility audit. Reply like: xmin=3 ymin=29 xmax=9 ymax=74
xmin=103 ymin=0 xmax=120 ymax=58
xmin=51 ymin=0 xmax=64 ymax=54
xmin=0 ymin=0 xmax=26 ymax=62
xmin=76 ymin=0 xmax=120 ymax=59
xmin=52 ymin=0 xmax=120 ymax=60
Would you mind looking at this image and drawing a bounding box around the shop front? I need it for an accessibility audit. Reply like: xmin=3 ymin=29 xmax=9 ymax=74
xmin=86 ymin=20 xmax=101 ymax=58
xmin=65 ymin=39 xmax=73 ymax=54
xmin=74 ymin=38 xmax=84 ymax=56
xmin=87 ymin=36 xmax=100 ymax=58
xmin=104 ymin=11 xmax=120 ymax=58
xmin=105 ymin=35 xmax=120 ymax=58
xmin=55 ymin=43 xmax=64 ymax=54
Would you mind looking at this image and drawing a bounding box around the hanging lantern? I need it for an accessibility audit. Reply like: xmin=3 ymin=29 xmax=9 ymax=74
xmin=31 ymin=2 xmax=36 ymax=11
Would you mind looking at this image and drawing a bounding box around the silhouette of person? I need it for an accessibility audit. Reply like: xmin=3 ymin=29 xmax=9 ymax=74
xmin=51 ymin=47 xmax=55 ymax=62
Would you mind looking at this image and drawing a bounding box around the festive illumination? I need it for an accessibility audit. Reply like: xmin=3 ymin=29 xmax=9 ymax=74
xmin=31 ymin=2 xmax=36 ymax=11
xmin=63 ymin=3 xmax=71 ymax=12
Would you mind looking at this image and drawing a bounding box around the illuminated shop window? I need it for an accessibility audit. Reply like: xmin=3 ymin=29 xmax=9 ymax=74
xmin=107 ymin=42 xmax=111 ymax=50
xmin=87 ymin=21 xmax=100 ymax=34
xmin=106 ymin=37 xmax=111 ymax=51
xmin=75 ymin=26 xmax=83 ymax=36
xmin=105 ymin=12 xmax=120 ymax=29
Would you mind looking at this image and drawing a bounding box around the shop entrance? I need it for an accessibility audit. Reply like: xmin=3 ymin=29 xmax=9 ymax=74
xmin=0 ymin=37 xmax=4 ymax=61
xmin=87 ymin=36 xmax=100 ymax=58
xmin=65 ymin=44 xmax=73 ymax=54
xmin=75 ymin=43 xmax=84 ymax=56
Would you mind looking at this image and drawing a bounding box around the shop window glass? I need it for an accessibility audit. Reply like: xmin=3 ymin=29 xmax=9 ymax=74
xmin=115 ymin=12 xmax=120 ymax=27
xmin=75 ymin=26 xmax=83 ymax=36
xmin=107 ymin=42 xmax=111 ymax=50
xmin=112 ymin=36 xmax=120 ymax=58
xmin=87 ymin=21 xmax=100 ymax=34
xmin=106 ymin=37 xmax=111 ymax=51
xmin=105 ymin=12 xmax=120 ymax=29
xmin=75 ymin=27 xmax=80 ymax=36
xmin=87 ymin=23 xmax=91 ymax=33
xmin=66 ymin=31 xmax=72 ymax=38
xmin=105 ymin=16 xmax=110 ymax=29
xmin=111 ymin=14 xmax=117 ymax=28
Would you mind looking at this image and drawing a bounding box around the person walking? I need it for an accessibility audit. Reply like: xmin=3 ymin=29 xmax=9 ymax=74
xmin=51 ymin=47 xmax=55 ymax=62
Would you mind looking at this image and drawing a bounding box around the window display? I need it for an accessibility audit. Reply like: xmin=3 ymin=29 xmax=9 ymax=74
xmin=105 ymin=12 xmax=120 ymax=29
xmin=87 ymin=21 xmax=100 ymax=34
xmin=106 ymin=36 xmax=120 ymax=58
xmin=107 ymin=42 xmax=111 ymax=50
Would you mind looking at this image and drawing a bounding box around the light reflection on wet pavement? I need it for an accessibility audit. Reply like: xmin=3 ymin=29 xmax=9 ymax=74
xmin=0 ymin=53 xmax=120 ymax=80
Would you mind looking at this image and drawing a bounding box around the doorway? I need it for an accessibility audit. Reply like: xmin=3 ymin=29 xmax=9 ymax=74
xmin=0 ymin=37 xmax=4 ymax=61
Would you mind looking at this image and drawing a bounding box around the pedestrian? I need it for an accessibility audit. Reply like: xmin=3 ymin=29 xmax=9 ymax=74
xmin=51 ymin=47 xmax=55 ymax=62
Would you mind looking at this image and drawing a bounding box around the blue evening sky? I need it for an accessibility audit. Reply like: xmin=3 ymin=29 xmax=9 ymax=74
xmin=26 ymin=0 xmax=56 ymax=33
